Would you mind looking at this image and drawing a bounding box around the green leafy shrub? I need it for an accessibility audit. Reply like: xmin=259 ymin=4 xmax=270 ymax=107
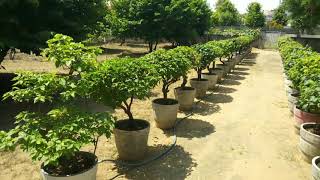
xmin=0 ymin=35 xmax=115 ymax=170
xmin=298 ymin=80 xmax=320 ymax=114
xmin=145 ymin=47 xmax=195 ymax=98
xmin=82 ymin=57 xmax=159 ymax=126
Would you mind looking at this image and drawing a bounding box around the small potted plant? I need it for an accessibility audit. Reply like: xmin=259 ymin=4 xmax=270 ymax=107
xmin=1 ymin=34 xmax=115 ymax=179
xmin=294 ymin=80 xmax=320 ymax=129
xmin=145 ymin=47 xmax=193 ymax=129
xmin=201 ymin=44 xmax=221 ymax=90
xmin=83 ymin=57 xmax=159 ymax=161
xmin=312 ymin=156 xmax=320 ymax=179
xmin=174 ymin=47 xmax=199 ymax=111
xmin=191 ymin=43 xmax=216 ymax=98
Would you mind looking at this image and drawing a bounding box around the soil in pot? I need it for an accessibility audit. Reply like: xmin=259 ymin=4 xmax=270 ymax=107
xmin=152 ymin=98 xmax=179 ymax=129
xmin=174 ymin=87 xmax=196 ymax=111
xmin=42 ymin=151 xmax=97 ymax=177
xmin=299 ymin=123 xmax=320 ymax=162
xmin=190 ymin=78 xmax=209 ymax=98
xmin=114 ymin=119 xmax=150 ymax=161
xmin=202 ymin=73 xmax=218 ymax=90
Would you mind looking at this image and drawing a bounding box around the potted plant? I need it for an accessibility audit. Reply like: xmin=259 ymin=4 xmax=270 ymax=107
xmin=312 ymin=156 xmax=320 ymax=179
xmin=201 ymin=43 xmax=221 ymax=89
xmin=191 ymin=43 xmax=216 ymax=98
xmin=83 ymin=57 xmax=159 ymax=161
xmin=299 ymin=123 xmax=320 ymax=162
xmin=145 ymin=47 xmax=193 ymax=129
xmin=0 ymin=34 xmax=115 ymax=179
xmin=294 ymin=80 xmax=320 ymax=129
xmin=174 ymin=47 xmax=199 ymax=111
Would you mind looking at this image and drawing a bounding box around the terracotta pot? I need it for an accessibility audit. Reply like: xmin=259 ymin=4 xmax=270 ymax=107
xmin=202 ymin=73 xmax=218 ymax=89
xmin=299 ymin=123 xmax=320 ymax=162
xmin=211 ymin=68 xmax=224 ymax=82
xmin=216 ymin=64 xmax=229 ymax=76
xmin=41 ymin=152 xmax=98 ymax=180
xmin=190 ymin=78 xmax=209 ymax=98
xmin=294 ymin=106 xmax=320 ymax=130
xmin=312 ymin=156 xmax=320 ymax=180
xmin=114 ymin=119 xmax=150 ymax=161
xmin=288 ymin=92 xmax=299 ymax=114
xmin=174 ymin=87 xmax=196 ymax=111
xmin=152 ymin=98 xmax=179 ymax=129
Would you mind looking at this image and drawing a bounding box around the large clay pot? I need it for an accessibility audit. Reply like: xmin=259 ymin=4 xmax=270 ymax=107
xmin=152 ymin=98 xmax=179 ymax=129
xmin=226 ymin=60 xmax=236 ymax=69
xmin=312 ymin=156 xmax=320 ymax=180
xmin=211 ymin=68 xmax=224 ymax=82
xmin=41 ymin=152 xmax=98 ymax=180
xmin=288 ymin=92 xmax=299 ymax=114
xmin=114 ymin=119 xmax=150 ymax=161
xmin=216 ymin=64 xmax=229 ymax=76
xmin=294 ymin=106 xmax=320 ymax=130
xmin=299 ymin=123 xmax=320 ymax=162
xmin=202 ymin=73 xmax=218 ymax=89
xmin=235 ymin=55 xmax=242 ymax=64
xmin=174 ymin=87 xmax=196 ymax=111
xmin=190 ymin=78 xmax=209 ymax=98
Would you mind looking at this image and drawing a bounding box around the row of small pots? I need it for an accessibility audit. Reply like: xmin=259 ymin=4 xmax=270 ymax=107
xmin=42 ymin=52 xmax=249 ymax=180
xmin=283 ymin=74 xmax=320 ymax=178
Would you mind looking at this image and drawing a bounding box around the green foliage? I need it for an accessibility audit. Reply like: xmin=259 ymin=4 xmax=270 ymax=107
xmin=212 ymin=0 xmax=240 ymax=26
xmin=1 ymin=35 xmax=115 ymax=167
xmin=283 ymin=0 xmax=320 ymax=33
xmin=145 ymin=47 xmax=194 ymax=98
xmin=278 ymin=37 xmax=320 ymax=113
xmin=108 ymin=0 xmax=212 ymax=50
xmin=42 ymin=34 xmax=102 ymax=75
xmin=244 ymin=2 xmax=266 ymax=28
xmin=82 ymin=57 xmax=159 ymax=120
xmin=272 ymin=4 xmax=288 ymax=26
xmin=0 ymin=0 xmax=107 ymax=55
xmin=267 ymin=21 xmax=284 ymax=30
xmin=0 ymin=107 xmax=114 ymax=166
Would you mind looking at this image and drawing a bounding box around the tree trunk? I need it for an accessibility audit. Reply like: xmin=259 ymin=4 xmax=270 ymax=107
xmin=0 ymin=47 xmax=9 ymax=69
xmin=148 ymin=42 xmax=153 ymax=53
xmin=154 ymin=41 xmax=158 ymax=51
xmin=197 ymin=69 xmax=202 ymax=80
xmin=162 ymin=84 xmax=168 ymax=99
xmin=181 ymin=75 xmax=188 ymax=88
xmin=120 ymin=38 xmax=125 ymax=46
xmin=212 ymin=61 xmax=216 ymax=69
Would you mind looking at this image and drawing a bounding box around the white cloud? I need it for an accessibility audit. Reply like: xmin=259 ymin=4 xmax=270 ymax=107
xmin=207 ymin=0 xmax=281 ymax=14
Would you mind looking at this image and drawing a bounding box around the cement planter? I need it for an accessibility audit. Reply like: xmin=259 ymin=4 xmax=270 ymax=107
xmin=41 ymin=152 xmax=98 ymax=180
xmin=312 ymin=156 xmax=320 ymax=180
xmin=174 ymin=87 xmax=196 ymax=111
xmin=211 ymin=68 xmax=224 ymax=82
xmin=202 ymin=73 xmax=218 ymax=89
xmin=288 ymin=92 xmax=299 ymax=114
xmin=216 ymin=64 xmax=229 ymax=76
xmin=152 ymin=98 xmax=179 ymax=129
xmin=114 ymin=119 xmax=150 ymax=161
xmin=190 ymin=78 xmax=209 ymax=98
xmin=294 ymin=106 xmax=320 ymax=130
xmin=299 ymin=123 xmax=320 ymax=162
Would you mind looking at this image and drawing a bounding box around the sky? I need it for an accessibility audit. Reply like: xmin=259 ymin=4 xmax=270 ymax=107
xmin=207 ymin=0 xmax=281 ymax=14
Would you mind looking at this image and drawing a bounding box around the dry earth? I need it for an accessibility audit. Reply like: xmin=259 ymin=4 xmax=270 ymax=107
xmin=0 ymin=47 xmax=311 ymax=180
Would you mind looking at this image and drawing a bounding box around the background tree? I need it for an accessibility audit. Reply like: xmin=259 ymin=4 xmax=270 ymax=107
xmin=212 ymin=0 xmax=240 ymax=26
xmin=109 ymin=0 xmax=212 ymax=52
xmin=283 ymin=0 xmax=320 ymax=34
xmin=272 ymin=4 xmax=288 ymax=26
xmin=244 ymin=2 xmax=266 ymax=28
xmin=0 ymin=0 xmax=107 ymax=66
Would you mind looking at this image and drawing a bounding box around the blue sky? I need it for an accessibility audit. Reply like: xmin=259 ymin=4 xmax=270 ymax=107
xmin=207 ymin=0 xmax=281 ymax=13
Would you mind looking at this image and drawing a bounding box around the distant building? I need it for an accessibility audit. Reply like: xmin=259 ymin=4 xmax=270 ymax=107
xmin=265 ymin=10 xmax=276 ymax=22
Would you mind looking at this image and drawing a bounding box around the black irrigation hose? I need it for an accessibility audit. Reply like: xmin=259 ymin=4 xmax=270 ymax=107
xmin=99 ymin=57 xmax=245 ymax=179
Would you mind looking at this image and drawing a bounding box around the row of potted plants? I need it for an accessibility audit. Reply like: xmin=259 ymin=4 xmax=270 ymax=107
xmin=278 ymin=37 xmax=320 ymax=178
xmin=0 ymin=32 xmax=258 ymax=179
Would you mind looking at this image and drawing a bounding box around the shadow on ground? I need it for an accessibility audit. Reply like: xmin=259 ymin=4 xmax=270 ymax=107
xmin=202 ymin=93 xmax=233 ymax=104
xmin=225 ymin=74 xmax=246 ymax=81
xmin=174 ymin=118 xmax=216 ymax=139
xmin=190 ymin=101 xmax=221 ymax=116
xmin=231 ymin=71 xmax=250 ymax=76
xmin=215 ymin=86 xmax=237 ymax=94
xmin=113 ymin=145 xmax=197 ymax=180
xmin=220 ymin=79 xmax=241 ymax=86
xmin=233 ymin=67 xmax=250 ymax=72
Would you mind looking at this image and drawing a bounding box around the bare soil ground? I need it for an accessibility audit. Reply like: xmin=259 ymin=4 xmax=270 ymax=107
xmin=0 ymin=47 xmax=311 ymax=180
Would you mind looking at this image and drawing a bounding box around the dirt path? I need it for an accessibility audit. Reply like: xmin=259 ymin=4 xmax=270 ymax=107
xmin=112 ymin=49 xmax=310 ymax=179
xmin=0 ymin=49 xmax=311 ymax=180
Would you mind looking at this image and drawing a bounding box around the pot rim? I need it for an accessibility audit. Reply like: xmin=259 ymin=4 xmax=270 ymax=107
xmin=174 ymin=86 xmax=195 ymax=91
xmin=152 ymin=98 xmax=179 ymax=105
xmin=312 ymin=156 xmax=320 ymax=171
xmin=295 ymin=106 xmax=320 ymax=116
xmin=114 ymin=119 xmax=150 ymax=133
xmin=41 ymin=151 xmax=98 ymax=177
xmin=190 ymin=78 xmax=209 ymax=81
xmin=202 ymin=72 xmax=217 ymax=75
xmin=300 ymin=123 xmax=320 ymax=138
